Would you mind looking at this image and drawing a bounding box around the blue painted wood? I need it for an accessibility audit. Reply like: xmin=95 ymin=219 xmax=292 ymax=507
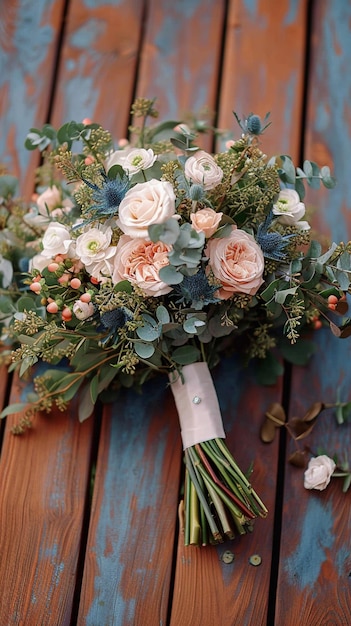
xmin=49 ymin=0 xmax=144 ymax=138
xmin=77 ymin=377 xmax=182 ymax=625
xmin=277 ymin=0 xmax=351 ymax=621
xmin=0 ymin=376 xmax=95 ymax=624
xmin=0 ymin=0 xmax=66 ymax=195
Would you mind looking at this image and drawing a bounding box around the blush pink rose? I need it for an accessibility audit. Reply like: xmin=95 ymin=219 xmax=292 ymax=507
xmin=304 ymin=455 xmax=336 ymax=491
xmin=205 ymin=226 xmax=264 ymax=298
xmin=190 ymin=208 xmax=223 ymax=238
xmin=113 ymin=234 xmax=172 ymax=296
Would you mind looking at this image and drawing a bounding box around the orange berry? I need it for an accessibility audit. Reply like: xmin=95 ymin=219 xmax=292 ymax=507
xmin=90 ymin=276 xmax=100 ymax=285
xmin=84 ymin=155 xmax=94 ymax=165
xmin=80 ymin=292 xmax=92 ymax=303
xmin=61 ymin=307 xmax=72 ymax=321
xmin=48 ymin=262 xmax=59 ymax=272
xmin=328 ymin=303 xmax=337 ymax=311
xmin=58 ymin=273 xmax=71 ymax=285
xmin=70 ymin=277 xmax=82 ymax=289
xmin=47 ymin=302 xmax=59 ymax=314
xmin=327 ymin=295 xmax=338 ymax=304
xmin=82 ymin=117 xmax=92 ymax=125
xmin=29 ymin=282 xmax=41 ymax=293
xmin=32 ymin=274 xmax=42 ymax=283
xmin=313 ymin=320 xmax=322 ymax=329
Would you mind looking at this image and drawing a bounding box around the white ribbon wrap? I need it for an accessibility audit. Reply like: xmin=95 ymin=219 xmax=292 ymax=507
xmin=169 ymin=362 xmax=225 ymax=450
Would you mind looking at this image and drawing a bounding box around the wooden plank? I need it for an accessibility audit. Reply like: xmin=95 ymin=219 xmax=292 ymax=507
xmin=217 ymin=0 xmax=308 ymax=160
xmin=275 ymin=332 xmax=351 ymax=624
xmin=0 ymin=374 xmax=95 ymax=624
xmin=0 ymin=0 xmax=67 ymax=196
xmin=135 ymin=0 xmax=227 ymax=151
xmin=170 ymin=357 xmax=282 ymax=626
xmin=49 ymin=0 xmax=145 ymax=135
xmin=276 ymin=1 xmax=351 ymax=622
xmin=77 ymin=378 xmax=182 ymax=626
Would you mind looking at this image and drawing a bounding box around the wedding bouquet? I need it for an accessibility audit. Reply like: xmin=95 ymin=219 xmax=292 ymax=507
xmin=1 ymin=98 xmax=350 ymax=546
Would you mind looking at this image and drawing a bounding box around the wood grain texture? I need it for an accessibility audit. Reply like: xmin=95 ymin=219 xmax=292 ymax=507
xmin=77 ymin=378 xmax=182 ymax=626
xmin=0 ymin=0 xmax=67 ymax=197
xmin=0 ymin=374 xmax=95 ymax=625
xmin=170 ymin=357 xmax=282 ymax=626
xmin=276 ymin=1 xmax=351 ymax=622
xmin=304 ymin=0 xmax=351 ymax=243
xmin=135 ymin=0 xmax=227 ymax=151
xmin=217 ymin=0 xmax=308 ymax=160
xmin=49 ymin=0 xmax=144 ymax=137
xmin=276 ymin=332 xmax=351 ymax=625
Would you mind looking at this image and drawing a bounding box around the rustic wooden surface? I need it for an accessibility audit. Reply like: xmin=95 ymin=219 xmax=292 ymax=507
xmin=0 ymin=1 xmax=350 ymax=624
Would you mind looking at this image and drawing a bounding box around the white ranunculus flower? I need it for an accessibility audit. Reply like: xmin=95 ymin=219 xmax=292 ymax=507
xmin=110 ymin=148 xmax=156 ymax=174
xmin=41 ymin=223 xmax=73 ymax=258
xmin=117 ymin=179 xmax=176 ymax=238
xmin=304 ymin=455 xmax=336 ymax=491
xmin=73 ymin=300 xmax=95 ymax=320
xmin=75 ymin=227 xmax=115 ymax=266
xmin=184 ymin=150 xmax=223 ymax=190
xmin=273 ymin=189 xmax=310 ymax=230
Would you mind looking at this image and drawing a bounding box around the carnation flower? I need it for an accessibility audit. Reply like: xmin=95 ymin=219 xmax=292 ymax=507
xmin=117 ymin=179 xmax=176 ymax=238
xmin=112 ymin=234 xmax=172 ymax=296
xmin=304 ymin=455 xmax=336 ymax=491
xmin=205 ymin=226 xmax=265 ymax=298
xmin=184 ymin=150 xmax=223 ymax=190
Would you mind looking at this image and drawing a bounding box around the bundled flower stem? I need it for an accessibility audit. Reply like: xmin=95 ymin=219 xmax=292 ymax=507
xmin=184 ymin=441 xmax=267 ymax=545
xmin=170 ymin=362 xmax=267 ymax=546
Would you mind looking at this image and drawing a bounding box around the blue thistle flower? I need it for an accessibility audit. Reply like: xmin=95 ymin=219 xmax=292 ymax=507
xmin=256 ymin=212 xmax=295 ymax=261
xmin=173 ymin=269 xmax=220 ymax=310
xmin=82 ymin=170 xmax=130 ymax=224
xmin=98 ymin=307 xmax=132 ymax=347
xmin=246 ymin=114 xmax=262 ymax=135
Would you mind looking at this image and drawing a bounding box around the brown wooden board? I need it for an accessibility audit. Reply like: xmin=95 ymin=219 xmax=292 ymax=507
xmin=0 ymin=0 xmax=67 ymax=197
xmin=276 ymin=1 xmax=351 ymax=623
xmin=169 ymin=358 xmax=282 ymax=626
xmin=134 ymin=0 xmax=227 ymax=151
xmin=0 ymin=374 xmax=95 ymax=624
xmin=217 ymin=0 xmax=308 ymax=161
xmin=77 ymin=379 xmax=182 ymax=626
xmin=49 ymin=0 xmax=145 ymax=135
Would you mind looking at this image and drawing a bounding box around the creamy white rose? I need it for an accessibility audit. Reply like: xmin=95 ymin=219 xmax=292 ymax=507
xmin=184 ymin=150 xmax=223 ymax=190
xmin=41 ymin=223 xmax=73 ymax=258
xmin=75 ymin=227 xmax=115 ymax=266
xmin=73 ymin=300 xmax=95 ymax=320
xmin=117 ymin=179 xmax=176 ymax=238
xmin=304 ymin=455 xmax=336 ymax=491
xmin=273 ymin=189 xmax=310 ymax=230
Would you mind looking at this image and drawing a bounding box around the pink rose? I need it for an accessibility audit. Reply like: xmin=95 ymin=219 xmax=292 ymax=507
xmin=190 ymin=208 xmax=223 ymax=238
xmin=36 ymin=185 xmax=73 ymax=216
xmin=205 ymin=226 xmax=264 ymax=298
xmin=113 ymin=235 xmax=172 ymax=296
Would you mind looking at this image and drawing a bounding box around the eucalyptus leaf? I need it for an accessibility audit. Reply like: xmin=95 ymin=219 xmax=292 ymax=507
xmin=134 ymin=341 xmax=155 ymax=358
